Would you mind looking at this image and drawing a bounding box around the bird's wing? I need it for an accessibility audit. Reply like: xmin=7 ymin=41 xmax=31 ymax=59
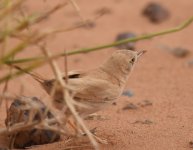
xmin=48 ymin=70 xmax=86 ymax=80
xmin=63 ymin=70 xmax=86 ymax=79
xmin=68 ymin=77 xmax=121 ymax=103
xmin=41 ymin=70 xmax=88 ymax=95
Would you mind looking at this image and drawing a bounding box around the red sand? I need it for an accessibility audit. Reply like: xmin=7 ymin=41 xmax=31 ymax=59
xmin=1 ymin=0 xmax=193 ymax=149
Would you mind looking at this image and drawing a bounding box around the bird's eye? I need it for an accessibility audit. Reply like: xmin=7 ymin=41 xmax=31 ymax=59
xmin=130 ymin=57 xmax=135 ymax=64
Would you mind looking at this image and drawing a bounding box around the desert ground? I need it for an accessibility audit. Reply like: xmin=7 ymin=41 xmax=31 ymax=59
xmin=1 ymin=0 xmax=193 ymax=150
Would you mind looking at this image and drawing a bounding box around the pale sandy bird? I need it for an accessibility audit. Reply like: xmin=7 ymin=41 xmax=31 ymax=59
xmin=12 ymin=49 xmax=145 ymax=117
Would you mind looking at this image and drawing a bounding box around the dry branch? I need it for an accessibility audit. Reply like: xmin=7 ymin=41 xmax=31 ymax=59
xmin=4 ymin=15 xmax=193 ymax=65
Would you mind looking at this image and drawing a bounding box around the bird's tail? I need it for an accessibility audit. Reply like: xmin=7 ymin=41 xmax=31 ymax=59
xmin=8 ymin=64 xmax=45 ymax=84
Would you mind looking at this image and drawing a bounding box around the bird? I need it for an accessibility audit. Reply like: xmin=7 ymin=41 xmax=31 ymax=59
xmin=11 ymin=49 xmax=146 ymax=117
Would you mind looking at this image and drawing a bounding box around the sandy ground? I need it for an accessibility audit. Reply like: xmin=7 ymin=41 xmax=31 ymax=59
xmin=1 ymin=0 xmax=193 ymax=149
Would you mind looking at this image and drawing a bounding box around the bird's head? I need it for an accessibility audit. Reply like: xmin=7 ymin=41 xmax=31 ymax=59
xmin=103 ymin=49 xmax=146 ymax=75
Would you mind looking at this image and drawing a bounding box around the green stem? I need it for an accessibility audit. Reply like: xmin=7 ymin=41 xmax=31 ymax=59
xmin=5 ymin=15 xmax=193 ymax=65
xmin=0 ymin=61 xmax=42 ymax=84
xmin=0 ymin=36 xmax=34 ymax=65
xmin=67 ymin=15 xmax=193 ymax=55
xmin=1 ymin=16 xmax=193 ymax=83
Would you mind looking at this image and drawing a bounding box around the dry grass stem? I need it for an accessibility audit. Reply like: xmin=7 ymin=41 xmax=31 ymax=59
xmin=68 ymin=0 xmax=86 ymax=23
xmin=39 ymin=45 xmax=99 ymax=150
xmin=0 ymin=0 xmax=23 ymax=21
xmin=0 ymin=1 xmax=193 ymax=149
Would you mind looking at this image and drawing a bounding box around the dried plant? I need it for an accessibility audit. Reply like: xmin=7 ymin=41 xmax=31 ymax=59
xmin=0 ymin=0 xmax=193 ymax=150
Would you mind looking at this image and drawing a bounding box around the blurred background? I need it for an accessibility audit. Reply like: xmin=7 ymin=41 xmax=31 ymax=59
xmin=1 ymin=0 xmax=193 ymax=149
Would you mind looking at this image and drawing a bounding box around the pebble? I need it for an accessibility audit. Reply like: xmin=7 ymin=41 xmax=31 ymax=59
xmin=122 ymin=103 xmax=138 ymax=110
xmin=115 ymin=32 xmax=137 ymax=50
xmin=143 ymin=2 xmax=170 ymax=23
xmin=122 ymin=90 xmax=134 ymax=97
xmin=5 ymin=97 xmax=60 ymax=149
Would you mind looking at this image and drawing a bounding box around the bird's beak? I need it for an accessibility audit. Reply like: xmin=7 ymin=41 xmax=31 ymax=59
xmin=137 ymin=50 xmax=146 ymax=58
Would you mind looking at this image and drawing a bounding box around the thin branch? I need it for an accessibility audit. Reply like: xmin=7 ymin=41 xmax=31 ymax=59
xmin=30 ymin=2 xmax=68 ymax=25
xmin=5 ymin=15 xmax=193 ymax=65
xmin=0 ymin=116 xmax=66 ymax=135
xmin=2 ymin=16 xmax=193 ymax=83
xmin=0 ymin=2 xmax=67 ymax=43
xmin=0 ymin=0 xmax=23 ymax=21
xmin=0 ymin=61 xmax=43 ymax=84
xmin=64 ymin=92 xmax=99 ymax=150
xmin=66 ymin=15 xmax=193 ymax=55
xmin=11 ymin=11 xmax=105 ymax=42
xmin=68 ymin=0 xmax=87 ymax=24
xmin=39 ymin=46 xmax=99 ymax=150
xmin=64 ymin=50 xmax=68 ymax=84
xmin=0 ymin=34 xmax=36 ymax=65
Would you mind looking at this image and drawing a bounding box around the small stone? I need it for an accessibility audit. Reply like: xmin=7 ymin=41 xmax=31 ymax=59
xmin=132 ymin=119 xmax=153 ymax=125
xmin=189 ymin=141 xmax=193 ymax=148
xmin=0 ymin=148 xmax=8 ymax=150
xmin=143 ymin=120 xmax=153 ymax=124
xmin=170 ymin=47 xmax=190 ymax=58
xmin=85 ymin=114 xmax=108 ymax=121
xmin=138 ymin=100 xmax=153 ymax=107
xmin=187 ymin=60 xmax=193 ymax=67
xmin=142 ymin=2 xmax=170 ymax=23
xmin=122 ymin=103 xmax=138 ymax=110
xmin=115 ymin=32 xmax=137 ymax=50
xmin=94 ymin=7 xmax=112 ymax=16
xmin=122 ymin=90 xmax=134 ymax=97
xmin=158 ymin=45 xmax=190 ymax=58
xmin=112 ymin=102 xmax=117 ymax=105
xmin=76 ymin=20 xmax=96 ymax=29
xmin=83 ymin=20 xmax=96 ymax=29
xmin=5 ymin=97 xmax=60 ymax=149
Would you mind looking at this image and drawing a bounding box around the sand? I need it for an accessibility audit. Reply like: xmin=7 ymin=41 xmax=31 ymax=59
xmin=1 ymin=0 xmax=193 ymax=149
